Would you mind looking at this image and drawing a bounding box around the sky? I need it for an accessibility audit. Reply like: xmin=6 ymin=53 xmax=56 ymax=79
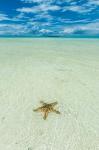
xmin=0 ymin=0 xmax=99 ymax=37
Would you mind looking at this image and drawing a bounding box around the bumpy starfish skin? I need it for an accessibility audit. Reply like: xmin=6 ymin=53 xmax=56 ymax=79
xmin=33 ymin=101 xmax=60 ymax=120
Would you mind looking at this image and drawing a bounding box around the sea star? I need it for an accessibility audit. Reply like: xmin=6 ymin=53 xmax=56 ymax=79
xmin=33 ymin=101 xmax=60 ymax=120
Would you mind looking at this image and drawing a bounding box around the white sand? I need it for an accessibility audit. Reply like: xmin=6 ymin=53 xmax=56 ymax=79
xmin=0 ymin=38 xmax=99 ymax=150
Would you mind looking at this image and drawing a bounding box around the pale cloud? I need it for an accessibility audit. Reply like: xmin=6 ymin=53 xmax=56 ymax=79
xmin=17 ymin=4 xmax=61 ymax=13
xmin=63 ymin=22 xmax=99 ymax=35
xmin=20 ymin=0 xmax=74 ymax=3
xmin=39 ymin=28 xmax=52 ymax=33
xmin=61 ymin=0 xmax=98 ymax=14
xmin=17 ymin=7 xmax=34 ymax=13
xmin=0 ymin=24 xmax=30 ymax=35
xmin=27 ymin=20 xmax=51 ymax=31
xmin=28 ymin=12 xmax=53 ymax=23
xmin=0 ymin=14 xmax=10 ymax=21
xmin=63 ymin=27 xmax=75 ymax=34
xmin=34 ymin=13 xmax=53 ymax=20
xmin=63 ymin=5 xmax=94 ymax=13
xmin=88 ymin=0 xmax=99 ymax=5
xmin=0 ymin=13 xmax=27 ymax=22
xmin=58 ymin=18 xmax=90 ymax=23
xmin=21 ymin=0 xmax=51 ymax=3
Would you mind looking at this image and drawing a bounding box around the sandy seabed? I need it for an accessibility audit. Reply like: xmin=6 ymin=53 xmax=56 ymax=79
xmin=0 ymin=38 xmax=99 ymax=150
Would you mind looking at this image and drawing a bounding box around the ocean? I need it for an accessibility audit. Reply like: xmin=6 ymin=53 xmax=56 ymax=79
xmin=0 ymin=38 xmax=99 ymax=150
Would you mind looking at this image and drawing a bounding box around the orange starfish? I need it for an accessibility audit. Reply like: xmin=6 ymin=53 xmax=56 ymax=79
xmin=33 ymin=101 xmax=60 ymax=120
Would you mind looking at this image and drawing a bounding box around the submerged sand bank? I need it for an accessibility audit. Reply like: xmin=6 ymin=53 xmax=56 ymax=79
xmin=0 ymin=38 xmax=99 ymax=150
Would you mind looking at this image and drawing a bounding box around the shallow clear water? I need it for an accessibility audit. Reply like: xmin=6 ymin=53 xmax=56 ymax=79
xmin=0 ymin=38 xmax=99 ymax=150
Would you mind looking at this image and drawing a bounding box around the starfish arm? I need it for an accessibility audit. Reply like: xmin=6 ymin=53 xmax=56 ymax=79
xmin=50 ymin=101 xmax=58 ymax=106
xmin=53 ymin=109 xmax=60 ymax=114
xmin=43 ymin=111 xmax=48 ymax=120
xmin=40 ymin=101 xmax=47 ymax=106
xmin=33 ymin=107 xmax=42 ymax=112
